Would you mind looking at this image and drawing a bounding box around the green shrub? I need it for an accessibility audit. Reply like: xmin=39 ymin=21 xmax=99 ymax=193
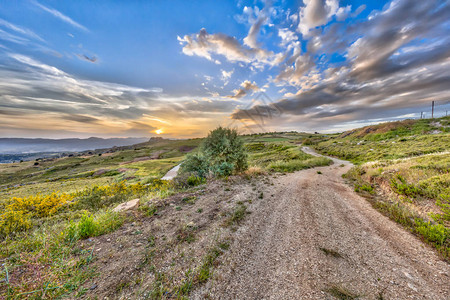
xmin=415 ymin=219 xmax=449 ymax=248
xmin=77 ymin=213 xmax=96 ymax=239
xmin=225 ymin=203 xmax=247 ymax=226
xmin=302 ymin=138 xmax=313 ymax=145
xmin=390 ymin=174 xmax=421 ymax=197
xmin=181 ymin=127 xmax=248 ymax=177
xmin=354 ymin=183 xmax=374 ymax=194
xmin=181 ymin=153 xmax=209 ymax=178
xmin=66 ymin=210 xmax=123 ymax=241
xmin=187 ymin=175 xmax=206 ymax=186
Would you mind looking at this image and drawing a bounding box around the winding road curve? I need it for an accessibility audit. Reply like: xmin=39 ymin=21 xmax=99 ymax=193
xmin=193 ymin=148 xmax=450 ymax=299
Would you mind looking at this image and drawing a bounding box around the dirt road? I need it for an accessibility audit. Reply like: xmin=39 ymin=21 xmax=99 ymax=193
xmin=193 ymin=148 xmax=449 ymax=299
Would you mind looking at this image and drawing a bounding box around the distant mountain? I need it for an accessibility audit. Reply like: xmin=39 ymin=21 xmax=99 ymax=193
xmin=0 ymin=137 xmax=149 ymax=154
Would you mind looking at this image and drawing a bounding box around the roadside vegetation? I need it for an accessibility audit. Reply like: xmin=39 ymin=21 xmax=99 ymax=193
xmin=0 ymin=128 xmax=330 ymax=298
xmin=313 ymin=117 xmax=450 ymax=164
xmin=245 ymin=138 xmax=332 ymax=173
xmin=313 ymin=117 xmax=450 ymax=260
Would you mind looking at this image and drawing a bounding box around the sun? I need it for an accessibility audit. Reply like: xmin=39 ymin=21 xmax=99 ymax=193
xmin=155 ymin=129 xmax=163 ymax=135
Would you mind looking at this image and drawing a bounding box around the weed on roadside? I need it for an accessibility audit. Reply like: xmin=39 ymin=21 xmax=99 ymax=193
xmin=319 ymin=247 xmax=342 ymax=258
xmin=225 ymin=203 xmax=247 ymax=227
xmin=325 ymin=284 xmax=360 ymax=300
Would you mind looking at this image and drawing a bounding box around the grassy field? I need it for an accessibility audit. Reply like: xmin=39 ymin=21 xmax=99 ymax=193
xmin=243 ymin=132 xmax=332 ymax=172
xmin=0 ymin=139 xmax=201 ymax=201
xmin=0 ymin=132 xmax=328 ymax=298
xmin=313 ymin=117 xmax=450 ymax=259
xmin=313 ymin=117 xmax=450 ymax=164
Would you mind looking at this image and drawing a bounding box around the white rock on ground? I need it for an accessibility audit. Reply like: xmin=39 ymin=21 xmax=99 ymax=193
xmin=113 ymin=198 xmax=140 ymax=212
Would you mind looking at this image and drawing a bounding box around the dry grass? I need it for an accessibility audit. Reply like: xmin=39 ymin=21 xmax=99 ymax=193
xmin=325 ymin=284 xmax=360 ymax=299
xmin=242 ymin=166 xmax=267 ymax=177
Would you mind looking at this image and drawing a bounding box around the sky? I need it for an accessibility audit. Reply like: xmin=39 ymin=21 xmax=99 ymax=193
xmin=0 ymin=0 xmax=449 ymax=138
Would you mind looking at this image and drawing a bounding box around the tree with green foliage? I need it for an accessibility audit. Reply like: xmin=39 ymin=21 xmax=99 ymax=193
xmin=181 ymin=127 xmax=248 ymax=177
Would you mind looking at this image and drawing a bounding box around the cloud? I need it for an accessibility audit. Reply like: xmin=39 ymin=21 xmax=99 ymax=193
xmin=0 ymin=18 xmax=63 ymax=57
xmin=61 ymin=114 xmax=99 ymax=124
xmin=243 ymin=15 xmax=267 ymax=48
xmin=336 ymin=5 xmax=351 ymax=21
xmin=178 ymin=28 xmax=252 ymax=63
xmin=352 ymin=5 xmax=366 ymax=17
xmin=229 ymin=89 xmax=247 ymax=99
xmin=122 ymin=120 xmax=158 ymax=136
xmin=228 ymin=80 xmax=260 ymax=99
xmin=298 ymin=0 xmax=342 ymax=36
xmin=278 ymin=28 xmax=298 ymax=46
xmin=221 ymin=69 xmax=234 ymax=81
xmin=274 ymin=46 xmax=317 ymax=88
xmin=0 ymin=18 xmax=44 ymax=42
xmin=221 ymin=69 xmax=234 ymax=86
xmin=241 ymin=80 xmax=259 ymax=91
xmin=33 ymin=1 xmax=89 ymax=32
xmin=1 ymin=54 xmax=162 ymax=119
xmin=233 ymin=57 xmax=450 ymax=130
xmin=231 ymin=0 xmax=450 ymax=132
xmin=178 ymin=28 xmax=283 ymax=69
xmin=0 ymin=53 xmax=242 ymax=138
xmin=178 ymin=2 xmax=286 ymax=69
xmin=0 ymin=28 xmax=29 ymax=45
xmin=346 ymin=0 xmax=450 ymax=81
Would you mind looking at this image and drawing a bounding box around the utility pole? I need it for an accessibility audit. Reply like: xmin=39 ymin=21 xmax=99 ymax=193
xmin=431 ymin=101 xmax=435 ymax=118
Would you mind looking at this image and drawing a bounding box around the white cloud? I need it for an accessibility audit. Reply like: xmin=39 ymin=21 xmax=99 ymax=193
xmin=0 ymin=18 xmax=44 ymax=42
xmin=278 ymin=28 xmax=298 ymax=46
xmin=178 ymin=28 xmax=280 ymax=68
xmin=227 ymin=80 xmax=260 ymax=99
xmin=241 ymin=80 xmax=259 ymax=91
xmin=178 ymin=29 xmax=252 ymax=63
xmin=336 ymin=5 xmax=352 ymax=21
xmin=0 ymin=28 xmax=29 ymax=45
xmin=5 ymin=54 xmax=161 ymax=107
xmin=32 ymin=1 xmax=89 ymax=32
xmin=298 ymin=0 xmax=342 ymax=36
xmin=243 ymin=15 xmax=267 ymax=48
xmin=221 ymin=69 xmax=234 ymax=81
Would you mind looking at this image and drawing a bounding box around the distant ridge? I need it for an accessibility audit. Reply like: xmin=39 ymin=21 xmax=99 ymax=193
xmin=0 ymin=137 xmax=149 ymax=154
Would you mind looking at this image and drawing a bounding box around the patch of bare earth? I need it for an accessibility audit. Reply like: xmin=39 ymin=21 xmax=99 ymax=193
xmin=192 ymin=153 xmax=449 ymax=299
xmin=78 ymin=174 xmax=271 ymax=299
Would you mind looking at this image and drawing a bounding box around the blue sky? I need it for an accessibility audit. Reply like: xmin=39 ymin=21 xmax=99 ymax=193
xmin=0 ymin=0 xmax=449 ymax=138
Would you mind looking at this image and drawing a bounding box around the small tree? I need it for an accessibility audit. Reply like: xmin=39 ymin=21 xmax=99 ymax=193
xmin=181 ymin=127 xmax=248 ymax=177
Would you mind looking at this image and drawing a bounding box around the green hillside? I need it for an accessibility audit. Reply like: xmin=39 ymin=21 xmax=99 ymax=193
xmin=314 ymin=117 xmax=450 ymax=164
xmin=313 ymin=117 xmax=450 ymax=259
